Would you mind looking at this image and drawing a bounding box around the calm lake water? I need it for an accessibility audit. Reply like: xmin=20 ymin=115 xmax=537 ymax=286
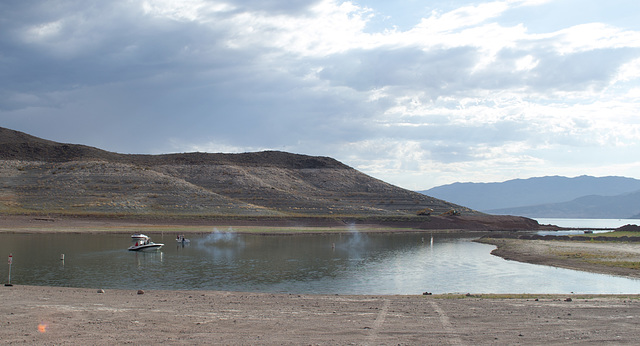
xmin=535 ymin=218 xmax=639 ymax=229
xmin=2 ymin=222 xmax=640 ymax=295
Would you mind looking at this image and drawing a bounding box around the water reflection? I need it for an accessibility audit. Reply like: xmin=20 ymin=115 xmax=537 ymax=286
xmin=133 ymin=251 xmax=163 ymax=269
xmin=1 ymin=231 xmax=640 ymax=294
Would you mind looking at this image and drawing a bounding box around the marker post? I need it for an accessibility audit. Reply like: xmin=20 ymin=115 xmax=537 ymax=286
xmin=5 ymin=254 xmax=12 ymax=287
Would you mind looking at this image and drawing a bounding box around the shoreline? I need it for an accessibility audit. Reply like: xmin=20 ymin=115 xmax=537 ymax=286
xmin=0 ymin=212 xmax=547 ymax=233
xmin=0 ymin=214 xmax=491 ymax=235
xmin=478 ymin=237 xmax=640 ymax=279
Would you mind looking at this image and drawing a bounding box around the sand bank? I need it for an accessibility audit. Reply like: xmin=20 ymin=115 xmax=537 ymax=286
xmin=479 ymin=237 xmax=640 ymax=279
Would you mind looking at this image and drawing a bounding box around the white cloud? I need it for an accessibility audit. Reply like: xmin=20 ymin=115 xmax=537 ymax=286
xmin=515 ymin=55 xmax=539 ymax=71
xmin=551 ymin=23 xmax=640 ymax=54
xmin=221 ymin=0 xmax=376 ymax=56
xmin=417 ymin=1 xmax=510 ymax=34
xmin=613 ymin=58 xmax=640 ymax=83
xmin=142 ymin=0 xmax=235 ymax=22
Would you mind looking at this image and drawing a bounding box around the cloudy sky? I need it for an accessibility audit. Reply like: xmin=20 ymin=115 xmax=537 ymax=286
xmin=2 ymin=0 xmax=640 ymax=190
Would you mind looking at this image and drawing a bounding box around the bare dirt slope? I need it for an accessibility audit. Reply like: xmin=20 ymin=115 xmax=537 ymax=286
xmin=0 ymin=127 xmax=481 ymax=219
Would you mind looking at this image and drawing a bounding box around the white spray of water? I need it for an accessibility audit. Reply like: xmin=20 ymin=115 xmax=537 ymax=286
xmin=340 ymin=223 xmax=369 ymax=249
xmin=193 ymin=227 xmax=244 ymax=261
xmin=198 ymin=227 xmax=244 ymax=247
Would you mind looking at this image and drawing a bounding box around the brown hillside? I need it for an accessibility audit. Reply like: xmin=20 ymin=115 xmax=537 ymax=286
xmin=0 ymin=127 xmax=478 ymax=219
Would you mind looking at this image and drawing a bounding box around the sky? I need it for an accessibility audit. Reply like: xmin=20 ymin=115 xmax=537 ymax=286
xmin=2 ymin=0 xmax=640 ymax=190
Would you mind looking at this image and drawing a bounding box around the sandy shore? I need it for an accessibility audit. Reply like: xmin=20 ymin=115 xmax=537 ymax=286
xmin=478 ymin=237 xmax=640 ymax=279
xmin=3 ymin=285 xmax=640 ymax=345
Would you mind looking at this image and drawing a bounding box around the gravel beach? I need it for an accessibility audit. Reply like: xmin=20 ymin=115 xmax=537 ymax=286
xmin=3 ymin=285 xmax=640 ymax=345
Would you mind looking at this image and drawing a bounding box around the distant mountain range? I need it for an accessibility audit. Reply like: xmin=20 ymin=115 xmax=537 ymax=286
xmin=420 ymin=176 xmax=640 ymax=219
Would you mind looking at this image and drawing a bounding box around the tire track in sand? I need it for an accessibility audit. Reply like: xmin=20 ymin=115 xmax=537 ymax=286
xmin=430 ymin=300 xmax=464 ymax=345
xmin=364 ymin=298 xmax=390 ymax=345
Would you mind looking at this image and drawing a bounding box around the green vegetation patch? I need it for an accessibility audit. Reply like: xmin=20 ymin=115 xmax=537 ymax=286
xmin=569 ymin=231 xmax=640 ymax=239
xmin=552 ymin=250 xmax=640 ymax=270
xmin=585 ymin=260 xmax=640 ymax=270
xmin=431 ymin=293 xmax=640 ymax=300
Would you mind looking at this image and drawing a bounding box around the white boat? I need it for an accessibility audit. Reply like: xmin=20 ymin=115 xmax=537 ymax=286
xmin=128 ymin=234 xmax=164 ymax=251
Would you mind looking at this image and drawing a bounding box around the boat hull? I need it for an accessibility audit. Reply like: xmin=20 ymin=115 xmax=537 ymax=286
xmin=128 ymin=244 xmax=164 ymax=251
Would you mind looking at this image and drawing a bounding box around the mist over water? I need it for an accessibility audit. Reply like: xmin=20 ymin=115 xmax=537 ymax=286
xmin=197 ymin=228 xmax=244 ymax=247
xmin=337 ymin=223 xmax=369 ymax=250
xmin=192 ymin=228 xmax=245 ymax=262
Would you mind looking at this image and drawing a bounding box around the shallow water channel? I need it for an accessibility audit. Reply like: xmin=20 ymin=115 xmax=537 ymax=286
xmin=2 ymin=231 xmax=640 ymax=294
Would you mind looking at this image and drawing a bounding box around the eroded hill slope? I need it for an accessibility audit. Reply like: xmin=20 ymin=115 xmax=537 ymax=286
xmin=1 ymin=127 xmax=470 ymax=217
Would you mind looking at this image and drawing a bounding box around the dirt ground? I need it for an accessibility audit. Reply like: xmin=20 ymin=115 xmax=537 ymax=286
xmin=2 ymin=285 xmax=640 ymax=345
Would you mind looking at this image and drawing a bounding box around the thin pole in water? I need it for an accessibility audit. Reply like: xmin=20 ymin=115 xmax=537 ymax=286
xmin=5 ymin=254 xmax=13 ymax=286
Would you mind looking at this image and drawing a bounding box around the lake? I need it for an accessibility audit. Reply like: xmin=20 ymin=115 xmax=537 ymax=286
xmin=535 ymin=218 xmax=639 ymax=229
xmin=2 ymin=223 xmax=640 ymax=295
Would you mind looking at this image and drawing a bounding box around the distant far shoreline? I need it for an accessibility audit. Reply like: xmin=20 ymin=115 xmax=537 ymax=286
xmin=0 ymin=214 xmax=455 ymax=235
xmin=0 ymin=213 xmax=545 ymax=234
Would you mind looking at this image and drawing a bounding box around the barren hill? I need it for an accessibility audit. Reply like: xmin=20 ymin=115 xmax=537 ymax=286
xmin=1 ymin=127 xmax=477 ymax=220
